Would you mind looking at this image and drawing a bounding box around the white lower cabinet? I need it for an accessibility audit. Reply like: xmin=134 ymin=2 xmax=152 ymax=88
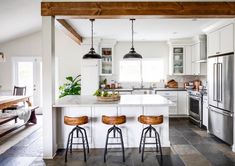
xmin=92 ymin=107 xmax=118 ymax=148
xmin=202 ymin=96 xmax=208 ymax=128
xmin=118 ymin=107 xmax=143 ymax=147
xmin=177 ymin=91 xmax=188 ymax=115
xmin=157 ymin=91 xmax=188 ymax=116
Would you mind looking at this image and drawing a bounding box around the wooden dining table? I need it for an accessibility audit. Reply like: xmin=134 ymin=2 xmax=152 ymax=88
xmin=0 ymin=96 xmax=37 ymax=137
xmin=0 ymin=96 xmax=32 ymax=109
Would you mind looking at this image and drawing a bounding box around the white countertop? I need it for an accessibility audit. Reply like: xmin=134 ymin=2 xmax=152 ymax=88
xmin=54 ymin=94 xmax=173 ymax=107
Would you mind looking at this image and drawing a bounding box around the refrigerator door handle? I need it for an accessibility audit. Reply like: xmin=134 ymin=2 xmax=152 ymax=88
xmin=217 ymin=63 xmax=222 ymax=102
xmin=210 ymin=107 xmax=233 ymax=117
xmin=213 ymin=63 xmax=217 ymax=101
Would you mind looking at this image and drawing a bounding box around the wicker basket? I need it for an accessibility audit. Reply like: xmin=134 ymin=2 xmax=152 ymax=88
xmin=97 ymin=95 xmax=120 ymax=102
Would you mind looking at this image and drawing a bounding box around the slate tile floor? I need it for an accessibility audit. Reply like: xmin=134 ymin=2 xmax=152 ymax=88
xmin=1 ymin=118 xmax=235 ymax=166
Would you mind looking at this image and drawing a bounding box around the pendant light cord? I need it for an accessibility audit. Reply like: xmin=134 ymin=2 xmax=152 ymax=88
xmin=131 ymin=19 xmax=135 ymax=49
xmin=90 ymin=19 xmax=95 ymax=49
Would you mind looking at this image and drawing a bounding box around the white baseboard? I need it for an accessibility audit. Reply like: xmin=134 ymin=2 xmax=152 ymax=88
xmin=232 ymin=144 xmax=235 ymax=152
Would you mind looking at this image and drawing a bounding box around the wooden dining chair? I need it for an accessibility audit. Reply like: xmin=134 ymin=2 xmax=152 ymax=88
xmin=13 ymin=86 xmax=26 ymax=96
xmin=3 ymin=86 xmax=27 ymax=111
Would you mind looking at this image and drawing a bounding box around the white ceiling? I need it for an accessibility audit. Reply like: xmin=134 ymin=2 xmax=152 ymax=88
xmin=68 ymin=19 xmax=227 ymax=41
xmin=0 ymin=0 xmax=41 ymax=44
xmin=0 ymin=0 xmax=231 ymax=44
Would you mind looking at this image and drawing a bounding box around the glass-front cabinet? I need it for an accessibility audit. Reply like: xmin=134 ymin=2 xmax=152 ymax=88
xmin=172 ymin=47 xmax=184 ymax=75
xmin=100 ymin=47 xmax=113 ymax=75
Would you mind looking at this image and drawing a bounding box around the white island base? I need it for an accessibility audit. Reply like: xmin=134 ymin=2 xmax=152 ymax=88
xmin=54 ymin=95 xmax=173 ymax=149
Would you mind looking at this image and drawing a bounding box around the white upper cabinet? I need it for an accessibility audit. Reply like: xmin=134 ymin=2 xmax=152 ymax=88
xmin=172 ymin=47 xmax=185 ymax=75
xmin=191 ymin=42 xmax=207 ymax=75
xmin=185 ymin=46 xmax=192 ymax=75
xmin=208 ymin=30 xmax=220 ymax=56
xmin=99 ymin=40 xmax=117 ymax=76
xmin=220 ymin=24 xmax=234 ymax=54
xmin=207 ymin=23 xmax=234 ymax=56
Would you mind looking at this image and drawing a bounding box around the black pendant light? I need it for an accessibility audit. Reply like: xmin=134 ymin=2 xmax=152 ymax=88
xmin=123 ymin=19 xmax=142 ymax=59
xmin=83 ymin=19 xmax=101 ymax=59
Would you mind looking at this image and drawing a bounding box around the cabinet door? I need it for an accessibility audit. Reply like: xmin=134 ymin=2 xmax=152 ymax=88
xmin=185 ymin=46 xmax=192 ymax=75
xmin=207 ymin=31 xmax=220 ymax=56
xmin=92 ymin=107 xmax=118 ymax=148
xmin=118 ymin=107 xmax=143 ymax=147
xmin=100 ymin=47 xmax=113 ymax=75
xmin=172 ymin=47 xmax=184 ymax=75
xmin=203 ymin=100 xmax=208 ymax=128
xmin=191 ymin=44 xmax=200 ymax=75
xmin=81 ymin=60 xmax=99 ymax=95
xmin=220 ymin=24 xmax=234 ymax=54
xmin=177 ymin=91 xmax=187 ymax=115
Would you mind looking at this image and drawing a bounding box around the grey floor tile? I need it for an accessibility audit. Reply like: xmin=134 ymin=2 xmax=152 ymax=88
xmin=170 ymin=136 xmax=189 ymax=145
xmin=193 ymin=144 xmax=222 ymax=154
xmin=203 ymin=152 xmax=235 ymax=166
xmin=172 ymin=145 xmax=201 ymax=155
xmin=161 ymin=155 xmax=185 ymax=166
xmin=179 ymin=154 xmax=212 ymax=166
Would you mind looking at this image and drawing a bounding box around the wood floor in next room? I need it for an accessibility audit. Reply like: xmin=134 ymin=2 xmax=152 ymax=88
xmin=1 ymin=119 xmax=235 ymax=166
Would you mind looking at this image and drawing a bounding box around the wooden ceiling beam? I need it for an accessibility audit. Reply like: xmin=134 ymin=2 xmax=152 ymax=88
xmin=57 ymin=19 xmax=83 ymax=44
xmin=42 ymin=2 xmax=235 ymax=18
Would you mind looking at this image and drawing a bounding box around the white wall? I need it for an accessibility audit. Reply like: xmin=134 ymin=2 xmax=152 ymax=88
xmin=0 ymin=32 xmax=42 ymax=91
xmin=0 ymin=28 xmax=83 ymax=93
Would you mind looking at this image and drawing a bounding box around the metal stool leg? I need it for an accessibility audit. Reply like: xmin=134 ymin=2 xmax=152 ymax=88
xmin=78 ymin=127 xmax=87 ymax=162
xmin=141 ymin=126 xmax=150 ymax=162
xmin=80 ymin=127 xmax=89 ymax=154
xmin=65 ymin=131 xmax=72 ymax=162
xmin=70 ymin=129 xmax=74 ymax=153
xmin=139 ymin=126 xmax=148 ymax=153
xmin=117 ymin=127 xmax=125 ymax=162
xmin=104 ymin=126 xmax=114 ymax=163
xmin=152 ymin=127 xmax=159 ymax=153
xmin=156 ymin=131 xmax=163 ymax=163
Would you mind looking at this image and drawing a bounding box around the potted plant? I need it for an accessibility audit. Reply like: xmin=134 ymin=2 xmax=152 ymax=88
xmin=59 ymin=75 xmax=81 ymax=98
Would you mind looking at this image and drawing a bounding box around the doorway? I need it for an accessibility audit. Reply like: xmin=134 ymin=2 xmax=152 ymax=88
xmin=13 ymin=57 xmax=42 ymax=114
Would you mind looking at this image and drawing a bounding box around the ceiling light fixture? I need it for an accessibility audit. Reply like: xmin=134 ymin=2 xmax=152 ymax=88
xmin=83 ymin=19 xmax=101 ymax=59
xmin=123 ymin=19 xmax=142 ymax=59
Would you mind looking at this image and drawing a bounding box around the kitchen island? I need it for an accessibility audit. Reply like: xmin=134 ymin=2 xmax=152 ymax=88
xmin=54 ymin=95 xmax=173 ymax=149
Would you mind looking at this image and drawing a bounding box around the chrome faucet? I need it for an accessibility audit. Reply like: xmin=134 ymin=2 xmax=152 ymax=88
xmin=140 ymin=76 xmax=144 ymax=88
xmin=140 ymin=60 xmax=144 ymax=88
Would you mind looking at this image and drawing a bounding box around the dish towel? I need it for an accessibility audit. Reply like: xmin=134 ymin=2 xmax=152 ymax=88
xmin=4 ymin=108 xmax=31 ymax=123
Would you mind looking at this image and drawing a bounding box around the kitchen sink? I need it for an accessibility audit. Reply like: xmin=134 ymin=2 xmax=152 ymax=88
xmin=132 ymin=87 xmax=154 ymax=90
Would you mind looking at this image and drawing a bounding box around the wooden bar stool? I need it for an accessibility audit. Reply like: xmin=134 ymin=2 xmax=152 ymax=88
xmin=64 ymin=116 xmax=89 ymax=162
xmin=138 ymin=115 xmax=163 ymax=162
xmin=102 ymin=115 xmax=126 ymax=163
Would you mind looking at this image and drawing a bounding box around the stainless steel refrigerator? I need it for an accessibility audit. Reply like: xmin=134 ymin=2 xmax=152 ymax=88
xmin=208 ymin=53 xmax=234 ymax=145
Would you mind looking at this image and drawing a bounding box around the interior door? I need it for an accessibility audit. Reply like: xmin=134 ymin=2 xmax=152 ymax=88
xmin=207 ymin=57 xmax=218 ymax=108
xmin=13 ymin=57 xmax=42 ymax=114
xmin=217 ymin=54 xmax=234 ymax=112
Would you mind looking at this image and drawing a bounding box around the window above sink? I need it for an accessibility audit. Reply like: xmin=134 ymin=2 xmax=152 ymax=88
xmin=119 ymin=59 xmax=165 ymax=82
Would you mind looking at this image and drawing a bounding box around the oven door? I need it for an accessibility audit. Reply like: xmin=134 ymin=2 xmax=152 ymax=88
xmin=189 ymin=95 xmax=202 ymax=122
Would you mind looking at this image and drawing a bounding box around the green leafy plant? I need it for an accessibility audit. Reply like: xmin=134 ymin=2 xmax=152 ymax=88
xmin=59 ymin=75 xmax=81 ymax=98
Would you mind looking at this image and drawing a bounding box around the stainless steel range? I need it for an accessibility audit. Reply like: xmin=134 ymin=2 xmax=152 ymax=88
xmin=188 ymin=90 xmax=207 ymax=128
